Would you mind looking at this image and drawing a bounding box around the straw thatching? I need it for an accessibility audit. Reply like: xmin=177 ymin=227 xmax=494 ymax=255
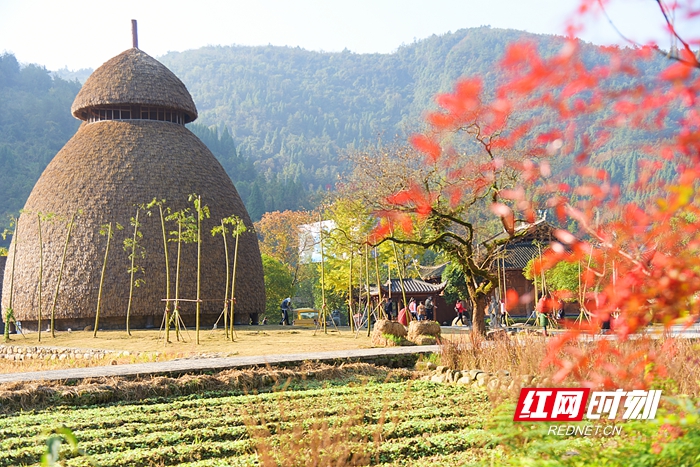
xmin=1 ymin=47 xmax=264 ymax=330
xmin=71 ymin=48 xmax=197 ymax=123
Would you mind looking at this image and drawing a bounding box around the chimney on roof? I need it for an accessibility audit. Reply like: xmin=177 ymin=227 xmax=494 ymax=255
xmin=132 ymin=19 xmax=138 ymax=49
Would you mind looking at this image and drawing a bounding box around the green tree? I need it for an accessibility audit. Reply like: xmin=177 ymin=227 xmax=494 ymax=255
xmin=262 ymin=254 xmax=294 ymax=320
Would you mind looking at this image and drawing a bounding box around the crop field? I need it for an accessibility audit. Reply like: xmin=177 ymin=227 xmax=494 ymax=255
xmin=1 ymin=376 xmax=494 ymax=467
xmin=2 ymin=366 xmax=700 ymax=467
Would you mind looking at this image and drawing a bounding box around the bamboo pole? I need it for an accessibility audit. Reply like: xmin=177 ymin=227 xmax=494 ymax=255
xmin=174 ymin=222 xmax=182 ymax=341
xmin=37 ymin=214 xmax=43 ymax=342
xmin=230 ymin=220 xmax=240 ymax=339
xmin=374 ymin=247 xmax=383 ymax=318
xmin=4 ymin=218 xmax=18 ymax=342
xmin=221 ymin=220 xmax=230 ymax=340
xmin=348 ymin=250 xmax=354 ymax=332
xmin=94 ymin=222 xmax=112 ymax=337
xmin=319 ymin=214 xmax=327 ymax=334
xmin=195 ymin=196 xmax=202 ymax=344
xmin=159 ymin=204 xmax=171 ymax=344
xmin=391 ymin=237 xmax=409 ymax=323
xmin=49 ymin=211 xmax=76 ymax=337
xmin=365 ymin=241 xmax=372 ymax=337
xmin=126 ymin=209 xmax=140 ymax=336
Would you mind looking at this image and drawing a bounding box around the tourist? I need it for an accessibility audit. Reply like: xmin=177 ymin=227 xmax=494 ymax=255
xmin=536 ymin=294 xmax=550 ymax=336
xmin=280 ymin=297 xmax=291 ymax=325
xmin=454 ymin=300 xmax=466 ymax=325
xmin=408 ymin=297 xmax=417 ymax=320
xmin=425 ymin=296 xmax=435 ymax=321
xmin=489 ymin=295 xmax=500 ymax=328
xmin=397 ymin=302 xmax=408 ymax=326
xmin=384 ymin=298 xmax=394 ymax=321
xmin=417 ymin=301 xmax=427 ymax=321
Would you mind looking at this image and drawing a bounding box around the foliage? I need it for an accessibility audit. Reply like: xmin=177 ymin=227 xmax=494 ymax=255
xmin=261 ymin=254 xmax=294 ymax=318
xmin=0 ymin=54 xmax=81 ymax=239
xmin=443 ymin=262 xmax=468 ymax=304
xmin=523 ymin=256 xmax=581 ymax=300
xmin=254 ymin=209 xmax=315 ymax=301
xmin=189 ymin=124 xmax=314 ymax=220
xmin=373 ymin=0 xmax=700 ymax=388
xmin=0 ymin=247 xmax=7 ymax=256
xmin=0 ymin=30 xmax=675 ymax=241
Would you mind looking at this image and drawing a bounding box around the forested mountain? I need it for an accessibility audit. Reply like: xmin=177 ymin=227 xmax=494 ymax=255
xmin=0 ymin=54 xmax=81 ymax=235
xmin=1 ymin=27 xmax=674 ymax=244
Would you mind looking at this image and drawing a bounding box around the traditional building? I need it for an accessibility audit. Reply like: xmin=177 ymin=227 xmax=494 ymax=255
xmin=1 ymin=36 xmax=265 ymax=330
xmin=485 ymin=219 xmax=556 ymax=317
xmin=372 ymin=278 xmax=449 ymax=324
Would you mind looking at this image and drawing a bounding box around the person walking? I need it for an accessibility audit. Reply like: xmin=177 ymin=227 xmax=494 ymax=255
xmin=408 ymin=297 xmax=417 ymax=321
xmin=384 ymin=298 xmax=394 ymax=321
xmin=397 ymin=302 xmax=408 ymax=326
xmin=280 ymin=297 xmax=291 ymax=326
xmin=454 ymin=300 xmax=466 ymax=325
xmin=536 ymin=294 xmax=550 ymax=336
xmin=425 ymin=296 xmax=435 ymax=321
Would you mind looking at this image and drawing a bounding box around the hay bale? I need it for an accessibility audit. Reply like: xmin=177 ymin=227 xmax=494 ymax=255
xmin=407 ymin=321 xmax=441 ymax=343
xmin=373 ymin=319 xmax=407 ymax=337
xmin=371 ymin=319 xmax=409 ymax=347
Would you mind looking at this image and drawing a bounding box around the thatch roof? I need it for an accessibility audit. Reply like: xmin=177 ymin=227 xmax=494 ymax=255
xmin=2 ymin=120 xmax=264 ymax=324
xmin=71 ymin=48 xmax=198 ymax=123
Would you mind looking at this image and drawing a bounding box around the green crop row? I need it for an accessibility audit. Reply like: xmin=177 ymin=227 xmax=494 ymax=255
xmin=0 ymin=380 xmax=489 ymax=467
xmin=3 ymin=380 xmax=698 ymax=466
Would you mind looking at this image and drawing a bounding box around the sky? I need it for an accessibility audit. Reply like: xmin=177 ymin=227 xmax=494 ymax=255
xmin=0 ymin=0 xmax=693 ymax=71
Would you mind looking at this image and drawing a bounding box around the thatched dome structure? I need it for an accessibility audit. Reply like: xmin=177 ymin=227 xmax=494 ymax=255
xmin=1 ymin=48 xmax=265 ymax=330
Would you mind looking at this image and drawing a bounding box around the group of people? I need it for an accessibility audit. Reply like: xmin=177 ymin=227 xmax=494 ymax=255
xmin=381 ymin=296 xmax=437 ymax=325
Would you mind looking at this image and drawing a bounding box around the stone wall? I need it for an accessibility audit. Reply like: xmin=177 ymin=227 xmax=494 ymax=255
xmin=0 ymin=344 xmax=150 ymax=361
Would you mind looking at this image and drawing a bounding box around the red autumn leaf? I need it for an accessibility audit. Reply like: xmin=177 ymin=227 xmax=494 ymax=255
xmin=505 ymin=289 xmax=519 ymax=311
xmin=409 ymin=134 xmax=442 ymax=163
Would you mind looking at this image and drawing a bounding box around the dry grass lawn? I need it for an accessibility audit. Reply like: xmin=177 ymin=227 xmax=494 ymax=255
xmin=0 ymin=324 xmax=381 ymax=373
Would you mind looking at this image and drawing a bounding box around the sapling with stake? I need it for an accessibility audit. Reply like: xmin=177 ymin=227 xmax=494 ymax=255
xmin=2 ymin=216 xmax=18 ymax=342
xmin=188 ymin=194 xmax=210 ymax=344
xmin=124 ymin=207 xmax=146 ymax=336
xmin=36 ymin=212 xmax=56 ymax=342
xmin=166 ymin=207 xmax=196 ymax=342
xmin=228 ymin=216 xmax=246 ymax=338
xmin=94 ymin=222 xmax=122 ymax=337
xmin=147 ymin=198 xmax=172 ymax=343
xmin=211 ymin=215 xmax=242 ymax=340
xmin=49 ymin=210 xmax=80 ymax=337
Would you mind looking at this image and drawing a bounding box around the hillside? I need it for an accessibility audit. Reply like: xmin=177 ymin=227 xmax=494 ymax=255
xmin=1 ymin=27 xmax=673 ymax=240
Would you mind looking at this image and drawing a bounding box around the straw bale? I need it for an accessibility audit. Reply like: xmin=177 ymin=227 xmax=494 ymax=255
xmin=407 ymin=321 xmax=441 ymax=343
xmin=371 ymin=319 xmax=408 ymax=347
xmin=372 ymin=319 xmax=406 ymax=337
xmin=71 ymin=48 xmax=197 ymax=122
xmin=1 ymin=120 xmax=264 ymax=327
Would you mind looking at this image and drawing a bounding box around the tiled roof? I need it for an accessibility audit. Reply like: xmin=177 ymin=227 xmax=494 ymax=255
xmin=417 ymin=262 xmax=449 ymax=281
xmin=380 ymin=278 xmax=447 ymax=294
xmin=501 ymin=242 xmax=541 ymax=269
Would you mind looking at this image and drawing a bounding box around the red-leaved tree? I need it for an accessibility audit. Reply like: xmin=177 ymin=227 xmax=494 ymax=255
xmin=374 ymin=0 xmax=700 ymax=388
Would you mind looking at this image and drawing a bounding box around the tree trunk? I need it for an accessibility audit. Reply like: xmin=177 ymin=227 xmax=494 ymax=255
xmin=472 ymin=292 xmax=488 ymax=336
